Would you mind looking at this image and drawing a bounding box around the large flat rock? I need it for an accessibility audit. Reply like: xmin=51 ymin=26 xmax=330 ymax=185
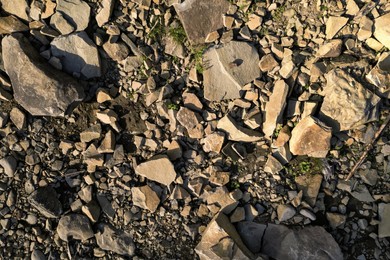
xmin=50 ymin=0 xmax=91 ymax=34
xmin=2 ymin=33 xmax=85 ymax=117
xmin=174 ymin=0 xmax=230 ymax=45
xmin=135 ymin=155 xmax=176 ymax=186
xmin=0 ymin=0 xmax=29 ymax=21
xmin=203 ymin=41 xmax=260 ymax=101
xmin=374 ymin=12 xmax=390 ymax=50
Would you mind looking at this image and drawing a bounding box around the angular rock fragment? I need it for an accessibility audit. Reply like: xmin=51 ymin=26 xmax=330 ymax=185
xmin=289 ymin=116 xmax=332 ymax=158
xmin=259 ymin=54 xmax=278 ymax=72
xmin=0 ymin=156 xmax=17 ymax=177
xmin=50 ymin=12 xmax=74 ymax=35
xmin=202 ymin=132 xmax=225 ymax=153
xmin=236 ymin=221 xmax=266 ymax=254
xmin=203 ymin=41 xmax=260 ymax=101
xmin=51 ymin=31 xmax=101 ymax=79
xmin=135 ymin=155 xmax=176 ymax=186
xmin=0 ymin=16 xmax=29 ymax=34
xmin=2 ymin=34 xmax=85 ymax=117
xmin=96 ymin=0 xmax=115 ymax=27
xmin=80 ymin=124 xmax=101 ymax=143
xmin=296 ymin=174 xmax=323 ymax=207
xmin=319 ymin=69 xmax=380 ymax=132
xmin=95 ymin=223 xmax=135 ymax=256
xmin=10 ymin=107 xmax=26 ymax=130
xmin=0 ymin=0 xmax=29 ymax=21
xmin=374 ymin=13 xmax=390 ymax=49
xmin=277 ymin=204 xmax=296 ymax=222
xmin=262 ymin=80 xmax=289 ymax=137
xmin=176 ymin=107 xmax=204 ymax=139
xmin=57 ymin=214 xmax=94 ymax=241
xmin=378 ymin=203 xmax=390 ymax=238
xmin=98 ymin=130 xmax=115 ymax=153
xmin=326 ymin=212 xmax=346 ymax=229
xmin=326 ymin=16 xmax=348 ymax=39
xmin=316 ymin=39 xmax=343 ymax=58
xmin=217 ymin=115 xmax=262 ymax=142
xmin=50 ymin=0 xmax=91 ymax=34
xmin=103 ymin=41 xmax=130 ymax=61
xmin=366 ymin=52 xmax=390 ymax=97
xmin=174 ymin=0 xmax=230 ymax=45
xmin=29 ymin=186 xmax=63 ymax=218
xmin=132 ymin=185 xmax=160 ymax=212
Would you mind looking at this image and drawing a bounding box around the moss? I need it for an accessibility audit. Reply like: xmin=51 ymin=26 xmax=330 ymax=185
xmin=190 ymin=46 xmax=206 ymax=74
xmin=167 ymin=103 xmax=180 ymax=110
xmin=168 ymin=24 xmax=187 ymax=44
xmin=285 ymin=157 xmax=324 ymax=177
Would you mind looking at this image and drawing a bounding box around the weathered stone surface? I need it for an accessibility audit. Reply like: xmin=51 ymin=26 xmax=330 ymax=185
xmin=0 ymin=16 xmax=29 ymax=34
xmin=103 ymin=41 xmax=130 ymax=61
xmin=326 ymin=16 xmax=348 ymax=39
xmin=350 ymin=184 xmax=374 ymax=202
xmin=0 ymin=0 xmax=29 ymax=21
xmin=29 ymin=186 xmax=63 ymax=218
xmin=95 ymin=223 xmax=135 ymax=256
xmin=50 ymin=0 xmax=91 ymax=34
xmin=195 ymin=212 xmax=255 ymax=260
xmin=203 ymin=41 xmax=260 ymax=101
xmin=217 ymin=115 xmax=262 ymax=142
xmin=366 ymin=52 xmax=390 ymax=97
xmin=326 ymin=212 xmax=346 ymax=229
xmin=135 ymin=155 xmax=176 ymax=186
xmin=277 ymin=204 xmax=296 ymax=222
xmin=51 ymin=31 xmax=101 ymax=79
xmin=319 ymin=69 xmax=380 ymax=132
xmin=164 ymin=36 xmax=186 ymax=59
xmin=259 ymin=53 xmax=278 ymax=72
xmin=202 ymin=132 xmax=225 ymax=153
xmin=174 ymin=0 xmax=230 ymax=45
xmin=2 ymin=34 xmax=85 ymax=117
xmin=378 ymin=203 xmax=390 ymax=238
xmin=0 ymin=156 xmax=17 ymax=177
xmin=50 ymin=12 xmax=75 ymax=35
xmin=96 ymin=0 xmax=115 ymax=27
xmin=289 ymin=116 xmax=332 ymax=158
xmin=237 ymin=221 xmax=266 ymax=254
xmin=176 ymin=107 xmax=203 ymax=138
xmin=80 ymin=124 xmax=101 ymax=143
xmin=10 ymin=107 xmax=26 ymax=130
xmin=316 ymin=39 xmax=343 ymax=58
xmin=374 ymin=12 xmax=390 ymax=49
xmin=262 ymin=80 xmax=289 ymax=137
xmin=57 ymin=214 xmax=94 ymax=241
xmin=264 ymin=155 xmax=283 ymax=174
xmin=132 ymin=185 xmax=160 ymax=212
xmin=295 ymin=174 xmax=323 ymax=207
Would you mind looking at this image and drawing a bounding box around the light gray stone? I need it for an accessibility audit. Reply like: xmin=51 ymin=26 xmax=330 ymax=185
xmin=326 ymin=212 xmax=346 ymax=229
xmin=277 ymin=204 xmax=296 ymax=222
xmin=217 ymin=114 xmax=262 ymax=142
xmin=0 ymin=156 xmax=17 ymax=177
xmin=374 ymin=13 xmax=390 ymax=49
xmin=378 ymin=203 xmax=390 ymax=238
xmin=50 ymin=0 xmax=91 ymax=34
xmin=96 ymin=0 xmax=115 ymax=27
xmin=57 ymin=214 xmax=94 ymax=241
xmin=135 ymin=155 xmax=176 ymax=186
xmin=96 ymin=223 xmax=135 ymax=256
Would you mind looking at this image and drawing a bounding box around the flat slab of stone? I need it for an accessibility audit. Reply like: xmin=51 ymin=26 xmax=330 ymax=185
xmin=57 ymin=214 xmax=94 ymax=241
xmin=0 ymin=0 xmax=29 ymax=21
xmin=296 ymin=174 xmax=323 ymax=207
xmin=95 ymin=223 xmax=135 ymax=256
xmin=326 ymin=16 xmax=348 ymax=39
xmin=96 ymin=0 xmax=115 ymax=27
xmin=135 ymin=155 xmax=176 ymax=186
xmin=203 ymin=41 xmax=260 ymax=101
xmin=378 ymin=203 xmax=390 ymax=238
xmin=28 ymin=186 xmax=63 ymax=218
xmin=51 ymin=31 xmax=101 ymax=79
xmin=319 ymin=69 xmax=380 ymax=132
xmin=174 ymin=0 xmax=230 ymax=45
xmin=132 ymin=185 xmax=160 ymax=212
xmin=374 ymin=12 xmax=390 ymax=49
xmin=50 ymin=0 xmax=91 ymax=34
xmin=2 ymin=34 xmax=85 ymax=117
xmin=0 ymin=16 xmax=29 ymax=35
xmin=217 ymin=115 xmax=262 ymax=142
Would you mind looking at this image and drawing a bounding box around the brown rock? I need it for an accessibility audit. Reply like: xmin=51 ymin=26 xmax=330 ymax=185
xmin=259 ymin=54 xmax=278 ymax=72
xmin=135 ymin=155 xmax=176 ymax=186
xmin=217 ymin=115 xmax=262 ymax=142
xmin=0 ymin=0 xmax=29 ymax=21
xmin=325 ymin=16 xmax=348 ymax=39
xmin=202 ymin=132 xmax=225 ymax=153
xmin=132 ymin=185 xmax=160 ymax=212
xmin=103 ymin=41 xmax=130 ymax=61
xmin=0 ymin=16 xmax=29 ymax=34
xmin=316 ymin=39 xmax=343 ymax=58
xmin=374 ymin=12 xmax=390 ymax=50
xmin=296 ymin=174 xmax=323 ymax=207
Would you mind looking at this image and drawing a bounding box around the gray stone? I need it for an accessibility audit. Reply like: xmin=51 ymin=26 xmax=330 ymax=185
xmin=135 ymin=155 xmax=177 ymax=186
xmin=57 ymin=214 xmax=94 ymax=241
xmin=350 ymin=184 xmax=374 ymax=202
xmin=277 ymin=204 xmax=296 ymax=222
xmin=174 ymin=0 xmax=230 ymax=45
xmin=316 ymin=39 xmax=343 ymax=58
xmin=132 ymin=185 xmax=160 ymax=212
xmin=0 ymin=0 xmax=29 ymax=21
xmin=237 ymin=221 xmax=266 ymax=254
xmin=31 ymin=249 xmax=46 ymax=260
xmin=10 ymin=107 xmax=26 ymax=130
xmin=29 ymin=186 xmax=63 ymax=218
xmin=50 ymin=0 xmax=91 ymax=34
xmin=378 ymin=203 xmax=390 ymax=238
xmin=366 ymin=52 xmax=390 ymax=97
xmin=0 ymin=16 xmax=29 ymax=34
xmin=96 ymin=223 xmax=135 ymax=256
xmin=300 ymin=208 xmax=316 ymax=221
xmin=164 ymin=36 xmax=186 ymax=59
xmin=296 ymin=174 xmax=323 ymax=207
xmin=50 ymin=12 xmax=75 ymax=35
xmin=96 ymin=0 xmax=115 ymax=27
xmin=0 ymin=156 xmax=17 ymax=177
xmin=319 ymin=69 xmax=380 ymax=132
xmin=326 ymin=212 xmax=346 ymax=229
xmin=103 ymin=41 xmax=130 ymax=61
xmin=264 ymin=155 xmax=283 ymax=174
xmin=51 ymin=32 xmax=101 ymax=79
xmin=374 ymin=13 xmax=390 ymax=50
xmin=96 ymin=194 xmax=116 ymax=219
xmin=2 ymin=34 xmax=85 ymax=117
xmin=217 ymin=114 xmax=262 ymax=142
xmin=80 ymin=124 xmax=101 ymax=143
xmin=203 ymin=41 xmax=260 ymax=101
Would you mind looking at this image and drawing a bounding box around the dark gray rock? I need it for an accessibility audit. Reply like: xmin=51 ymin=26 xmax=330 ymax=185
xmin=2 ymin=33 xmax=85 ymax=117
xmin=57 ymin=214 xmax=94 ymax=241
xmin=236 ymin=221 xmax=266 ymax=254
xmin=95 ymin=223 xmax=135 ymax=256
xmin=28 ymin=186 xmax=63 ymax=218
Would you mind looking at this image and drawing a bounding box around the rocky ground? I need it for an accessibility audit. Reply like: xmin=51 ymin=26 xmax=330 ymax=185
xmin=0 ymin=0 xmax=390 ymax=259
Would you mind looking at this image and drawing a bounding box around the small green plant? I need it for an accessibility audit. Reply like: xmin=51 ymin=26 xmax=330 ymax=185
xmin=273 ymin=4 xmax=286 ymax=21
xmin=191 ymin=46 xmax=206 ymax=74
xmin=168 ymin=25 xmax=187 ymax=44
xmin=258 ymin=27 xmax=269 ymax=37
xmin=148 ymin=17 xmax=165 ymax=42
xmin=273 ymin=124 xmax=283 ymax=138
xmin=229 ymin=180 xmax=240 ymax=189
xmin=299 ymin=161 xmax=312 ymax=173
xmin=167 ymin=103 xmax=180 ymax=110
xmin=285 ymin=157 xmax=324 ymax=177
xmin=319 ymin=5 xmax=328 ymax=11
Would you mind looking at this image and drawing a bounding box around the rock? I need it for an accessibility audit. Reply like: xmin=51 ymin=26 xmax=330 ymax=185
xmin=350 ymin=184 xmax=374 ymax=202
xmin=81 ymin=200 xmax=100 ymax=222
xmin=182 ymin=92 xmax=203 ymax=112
xmin=135 ymin=155 xmax=176 ymax=186
xmin=295 ymin=174 xmax=323 ymax=207
xmin=10 ymin=107 xmax=26 ymax=130
xmin=259 ymin=53 xmax=278 ymax=72
xmin=57 ymin=214 xmax=94 ymax=241
xmin=203 ymin=41 xmax=260 ymax=101
xmin=319 ymin=69 xmax=380 ymax=132
xmin=289 ymin=116 xmax=332 ymax=158
xmin=378 ymin=203 xmax=390 ymax=238
xmin=95 ymin=223 xmax=135 ymax=256
xmin=202 ymin=132 xmax=225 ymax=153
xmin=236 ymin=221 xmax=266 ymax=254
xmin=103 ymin=41 xmax=130 ymax=61
xmin=50 ymin=12 xmax=75 ymax=35
xmin=274 ymin=125 xmax=291 ymax=147
xmin=300 ymin=208 xmax=316 ymax=221
xmin=98 ymin=130 xmax=115 ymax=153
xmin=264 ymin=155 xmax=283 ymax=174
xmin=374 ymin=13 xmax=390 ymax=49
xmin=359 ymin=169 xmax=378 ymax=186
xmin=164 ymin=36 xmax=186 ymax=59
xmin=357 ymin=16 xmax=373 ymax=41
xmin=2 ymin=34 xmax=85 ymax=117
xmin=366 ymin=52 xmax=390 ymax=96
xmin=96 ymin=194 xmax=116 ymax=219
xmin=0 ymin=156 xmax=17 ymax=177
xmin=29 ymin=186 xmax=63 ymax=218
xmin=0 ymin=16 xmax=29 ymax=34
xmin=80 ymin=124 xmax=101 ymax=143
xmin=195 ymin=212 xmax=255 ymax=260
xmin=230 ymin=207 xmax=245 ymax=223
xmin=205 ymin=186 xmax=238 ymax=214
xmin=50 ymin=0 xmax=91 ymax=34
xmin=0 ymin=0 xmax=29 ymax=21
xmin=176 ymin=107 xmax=203 ymax=138
xmin=51 ymin=32 xmax=101 ymax=79
xmin=174 ymin=0 xmax=229 ymax=45
xmin=277 ymin=204 xmax=296 ymax=222
xmin=217 ymin=115 xmax=262 ymax=142
xmin=247 ymin=14 xmax=262 ymax=30
xmin=326 ymin=16 xmax=349 ymax=39
xmin=279 ymin=61 xmax=296 ymax=79
xmin=316 ymin=39 xmax=343 ymax=58
xmin=346 ymin=0 xmax=359 ymax=16
xmin=96 ymin=0 xmax=115 ymax=27
xmin=132 ymin=185 xmax=160 ymax=212
xmin=96 ymin=88 xmax=112 ymax=103
xmin=262 ymin=80 xmax=289 ymax=137
xmin=31 ymin=249 xmax=46 ymax=260
xmin=167 ymin=140 xmax=182 ymax=161
xmin=326 ymin=212 xmax=346 ymax=229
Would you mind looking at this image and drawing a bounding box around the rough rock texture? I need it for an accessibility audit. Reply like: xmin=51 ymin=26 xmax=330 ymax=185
xmin=132 ymin=185 xmax=160 ymax=212
xmin=378 ymin=203 xmax=390 ymax=238
xmin=0 ymin=0 xmax=29 ymax=21
xmin=28 ymin=186 xmax=63 ymax=218
xmin=319 ymin=69 xmax=380 ymax=132
xmin=316 ymin=39 xmax=343 ymax=58
xmin=289 ymin=116 xmax=332 ymax=158
xmin=236 ymin=221 xmax=266 ymax=254
xmin=2 ymin=34 xmax=85 ymax=117
xmin=296 ymin=174 xmax=323 ymax=207
xmin=325 ymin=16 xmax=348 ymax=39
xmin=95 ymin=223 xmax=135 ymax=256
xmin=57 ymin=214 xmax=94 ymax=241
xmin=217 ymin=115 xmax=262 ymax=142
xmin=374 ymin=13 xmax=390 ymax=49
xmin=263 ymin=80 xmax=289 ymax=137
xmin=0 ymin=16 xmax=29 ymax=34
xmin=135 ymin=155 xmax=176 ymax=186
xmin=96 ymin=0 xmax=115 ymax=27
xmin=366 ymin=52 xmax=390 ymax=96
xmin=51 ymin=0 xmax=91 ymax=34
xmin=174 ymin=0 xmax=230 ymax=45
xmin=203 ymin=41 xmax=260 ymax=101
xmin=51 ymin=31 xmax=101 ymax=79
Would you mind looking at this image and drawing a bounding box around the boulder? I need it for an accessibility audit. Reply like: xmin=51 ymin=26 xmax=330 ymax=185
xmin=0 ymin=16 xmax=29 ymax=34
xmin=51 ymin=31 xmax=101 ymax=79
xmin=135 ymin=155 xmax=176 ymax=186
xmin=50 ymin=0 xmax=90 ymax=34
xmin=57 ymin=214 xmax=94 ymax=241
xmin=2 ymin=34 xmax=85 ymax=117
xmin=0 ymin=0 xmax=29 ymax=21
xmin=374 ymin=12 xmax=390 ymax=49
xmin=95 ymin=223 xmax=135 ymax=256
xmin=203 ymin=41 xmax=260 ymax=101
